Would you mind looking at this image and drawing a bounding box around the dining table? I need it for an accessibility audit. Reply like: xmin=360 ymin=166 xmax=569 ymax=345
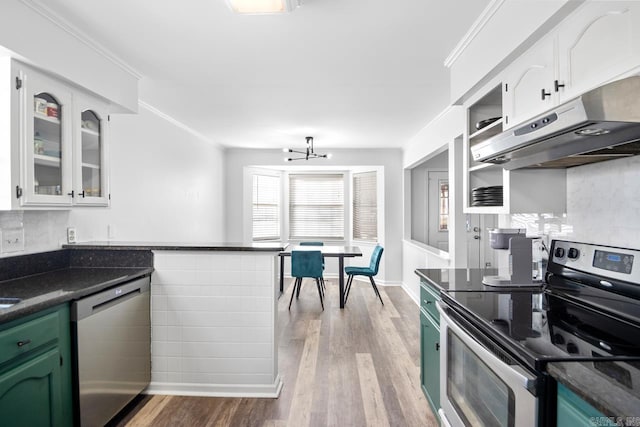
xmin=279 ymin=245 xmax=362 ymax=309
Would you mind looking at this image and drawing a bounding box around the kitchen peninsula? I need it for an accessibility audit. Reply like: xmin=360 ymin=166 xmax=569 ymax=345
xmin=64 ymin=241 xmax=287 ymax=398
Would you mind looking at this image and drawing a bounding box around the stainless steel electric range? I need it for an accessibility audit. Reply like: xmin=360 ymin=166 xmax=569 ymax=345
xmin=436 ymin=240 xmax=640 ymax=427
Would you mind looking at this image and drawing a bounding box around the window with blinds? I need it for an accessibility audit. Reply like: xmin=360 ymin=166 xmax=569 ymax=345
xmin=289 ymin=174 xmax=344 ymax=240
xmin=353 ymin=171 xmax=378 ymax=241
xmin=252 ymin=174 xmax=280 ymax=240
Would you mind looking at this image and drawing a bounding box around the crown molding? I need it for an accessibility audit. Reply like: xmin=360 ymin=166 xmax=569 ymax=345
xmin=138 ymin=100 xmax=223 ymax=149
xmin=444 ymin=0 xmax=506 ymax=68
xmin=19 ymin=0 xmax=142 ymax=79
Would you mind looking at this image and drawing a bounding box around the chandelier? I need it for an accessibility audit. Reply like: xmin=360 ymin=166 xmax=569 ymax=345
xmin=283 ymin=137 xmax=332 ymax=161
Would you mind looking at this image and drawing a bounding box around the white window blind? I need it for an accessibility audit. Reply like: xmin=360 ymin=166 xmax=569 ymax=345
xmin=289 ymin=174 xmax=344 ymax=239
xmin=252 ymin=174 xmax=280 ymax=240
xmin=353 ymin=171 xmax=378 ymax=241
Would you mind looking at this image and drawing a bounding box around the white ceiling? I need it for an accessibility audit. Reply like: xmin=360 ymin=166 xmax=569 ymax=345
xmin=35 ymin=0 xmax=489 ymax=149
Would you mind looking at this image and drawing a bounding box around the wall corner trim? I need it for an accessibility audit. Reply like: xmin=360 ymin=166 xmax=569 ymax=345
xmin=138 ymin=100 xmax=224 ymax=149
xmin=444 ymin=0 xmax=506 ymax=68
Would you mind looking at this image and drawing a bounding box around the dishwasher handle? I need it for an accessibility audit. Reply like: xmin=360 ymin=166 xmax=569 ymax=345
xmin=72 ymin=276 xmax=150 ymax=321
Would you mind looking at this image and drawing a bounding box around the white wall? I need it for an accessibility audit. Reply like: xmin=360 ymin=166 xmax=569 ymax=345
xmin=224 ymin=148 xmax=403 ymax=283
xmin=0 ymin=103 xmax=226 ymax=256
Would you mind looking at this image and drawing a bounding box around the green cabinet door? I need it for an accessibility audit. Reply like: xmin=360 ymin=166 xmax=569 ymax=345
xmin=420 ymin=309 xmax=440 ymax=416
xmin=0 ymin=304 xmax=72 ymax=427
xmin=0 ymin=348 xmax=63 ymax=427
xmin=557 ymin=383 xmax=615 ymax=427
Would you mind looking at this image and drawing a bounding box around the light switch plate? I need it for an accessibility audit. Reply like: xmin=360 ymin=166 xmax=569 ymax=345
xmin=1 ymin=228 xmax=25 ymax=253
xmin=67 ymin=227 xmax=77 ymax=244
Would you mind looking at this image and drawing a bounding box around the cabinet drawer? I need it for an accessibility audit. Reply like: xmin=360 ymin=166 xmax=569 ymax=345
xmin=420 ymin=281 xmax=440 ymax=321
xmin=0 ymin=311 xmax=60 ymax=366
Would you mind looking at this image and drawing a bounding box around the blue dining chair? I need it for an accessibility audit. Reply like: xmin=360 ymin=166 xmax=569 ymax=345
xmin=289 ymin=250 xmax=325 ymax=310
xmin=344 ymin=245 xmax=384 ymax=305
xmin=300 ymin=242 xmax=325 ymax=289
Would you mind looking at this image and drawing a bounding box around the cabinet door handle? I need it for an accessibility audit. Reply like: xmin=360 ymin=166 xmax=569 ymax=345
xmin=79 ymin=190 xmax=85 ymax=198
xmin=554 ymin=80 xmax=565 ymax=92
xmin=67 ymin=190 xmax=74 ymax=198
xmin=541 ymin=89 xmax=551 ymax=100
xmin=423 ymin=299 xmax=431 ymax=305
xmin=17 ymin=339 xmax=32 ymax=347
xmin=436 ymin=343 xmax=440 ymax=351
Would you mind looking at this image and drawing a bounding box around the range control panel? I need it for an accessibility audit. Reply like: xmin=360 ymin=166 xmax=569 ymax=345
xmin=550 ymin=240 xmax=639 ymax=282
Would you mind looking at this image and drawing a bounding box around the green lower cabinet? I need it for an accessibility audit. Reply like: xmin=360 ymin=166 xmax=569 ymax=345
xmin=420 ymin=308 xmax=440 ymax=418
xmin=0 ymin=305 xmax=73 ymax=427
xmin=557 ymin=383 xmax=615 ymax=427
xmin=0 ymin=348 xmax=63 ymax=426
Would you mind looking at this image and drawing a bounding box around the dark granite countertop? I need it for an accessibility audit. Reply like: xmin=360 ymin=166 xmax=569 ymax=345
xmin=548 ymin=361 xmax=640 ymax=420
xmin=0 ymin=267 xmax=153 ymax=324
xmin=63 ymin=241 xmax=288 ymax=252
xmin=0 ymin=248 xmax=154 ymax=324
xmin=415 ymin=268 xmax=501 ymax=292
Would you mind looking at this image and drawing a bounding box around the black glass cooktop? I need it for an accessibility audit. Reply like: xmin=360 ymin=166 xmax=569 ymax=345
xmin=441 ymin=289 xmax=640 ymax=372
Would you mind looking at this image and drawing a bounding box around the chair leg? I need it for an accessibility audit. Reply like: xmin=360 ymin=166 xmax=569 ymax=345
xmin=289 ymin=278 xmax=299 ymax=310
xmin=316 ymin=278 xmax=324 ymax=311
xmin=319 ymin=277 xmax=325 ymax=298
xmin=344 ymin=275 xmax=354 ymax=304
xmin=369 ymin=276 xmax=384 ymax=305
xmin=296 ymin=277 xmax=302 ymax=299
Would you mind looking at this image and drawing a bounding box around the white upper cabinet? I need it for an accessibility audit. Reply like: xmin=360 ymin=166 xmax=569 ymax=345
xmin=1 ymin=60 xmax=110 ymax=209
xmin=502 ymin=36 xmax=557 ymax=130
xmin=502 ymin=1 xmax=640 ymax=129
xmin=556 ymin=1 xmax=640 ymax=102
xmin=73 ymin=94 xmax=109 ymax=206
xmin=21 ymin=66 xmax=74 ymax=206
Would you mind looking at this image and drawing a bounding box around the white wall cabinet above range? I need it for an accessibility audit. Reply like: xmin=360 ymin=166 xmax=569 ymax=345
xmin=502 ymin=36 xmax=556 ymax=130
xmin=0 ymin=59 xmax=110 ymax=210
xmin=502 ymin=1 xmax=640 ymax=130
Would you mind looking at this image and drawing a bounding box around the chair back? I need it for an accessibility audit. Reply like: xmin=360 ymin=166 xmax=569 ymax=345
xmin=291 ymin=250 xmax=323 ymax=278
xmin=369 ymin=245 xmax=384 ymax=275
xmin=299 ymin=241 xmax=324 ymax=246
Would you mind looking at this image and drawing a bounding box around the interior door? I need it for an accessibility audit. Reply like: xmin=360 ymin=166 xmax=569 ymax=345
xmin=428 ymin=171 xmax=449 ymax=251
xmin=466 ymin=214 xmax=497 ymax=269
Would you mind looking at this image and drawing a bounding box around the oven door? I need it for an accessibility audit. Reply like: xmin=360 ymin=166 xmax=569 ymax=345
xmin=437 ymin=302 xmax=539 ymax=427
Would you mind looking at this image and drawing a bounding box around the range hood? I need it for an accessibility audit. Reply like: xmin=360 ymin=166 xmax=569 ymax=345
xmin=471 ymin=76 xmax=640 ymax=169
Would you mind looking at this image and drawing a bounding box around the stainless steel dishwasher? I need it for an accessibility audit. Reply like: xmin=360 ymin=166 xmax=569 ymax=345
xmin=71 ymin=276 xmax=151 ymax=427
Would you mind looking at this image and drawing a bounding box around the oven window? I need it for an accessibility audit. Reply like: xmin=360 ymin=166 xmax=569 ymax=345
xmin=448 ymin=329 xmax=516 ymax=426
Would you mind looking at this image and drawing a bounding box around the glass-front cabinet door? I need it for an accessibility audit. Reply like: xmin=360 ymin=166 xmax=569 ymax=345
xmin=74 ymin=95 xmax=109 ymax=206
xmin=22 ymin=70 xmax=73 ymax=206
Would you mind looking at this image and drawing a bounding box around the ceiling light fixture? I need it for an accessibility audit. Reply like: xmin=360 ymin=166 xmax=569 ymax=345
xmin=283 ymin=136 xmax=332 ymax=161
xmin=226 ymin=0 xmax=302 ymax=14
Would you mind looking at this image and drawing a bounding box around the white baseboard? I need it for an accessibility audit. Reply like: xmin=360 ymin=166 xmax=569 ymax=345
xmin=145 ymin=375 xmax=283 ymax=398
xmin=400 ymin=281 xmax=420 ymax=306
xmin=349 ymin=277 xmax=402 ymax=286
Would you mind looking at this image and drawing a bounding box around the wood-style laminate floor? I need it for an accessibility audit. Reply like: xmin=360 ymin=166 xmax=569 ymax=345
xmin=115 ymin=279 xmax=437 ymax=427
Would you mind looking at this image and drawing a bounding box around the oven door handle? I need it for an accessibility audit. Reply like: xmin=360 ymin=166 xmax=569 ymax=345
xmin=437 ymin=302 xmax=538 ymax=394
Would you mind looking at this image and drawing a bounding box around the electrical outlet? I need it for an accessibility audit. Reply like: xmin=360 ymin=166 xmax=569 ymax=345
xmin=1 ymin=228 xmax=25 ymax=253
xmin=67 ymin=227 xmax=77 ymax=244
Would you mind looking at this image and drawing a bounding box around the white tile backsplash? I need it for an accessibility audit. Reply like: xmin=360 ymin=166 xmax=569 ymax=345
xmin=150 ymin=250 xmax=278 ymax=394
xmin=0 ymin=210 xmax=69 ymax=257
xmin=506 ymin=155 xmax=640 ymax=250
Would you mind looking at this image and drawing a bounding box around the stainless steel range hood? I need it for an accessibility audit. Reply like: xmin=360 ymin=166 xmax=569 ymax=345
xmin=471 ymin=76 xmax=640 ymax=169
